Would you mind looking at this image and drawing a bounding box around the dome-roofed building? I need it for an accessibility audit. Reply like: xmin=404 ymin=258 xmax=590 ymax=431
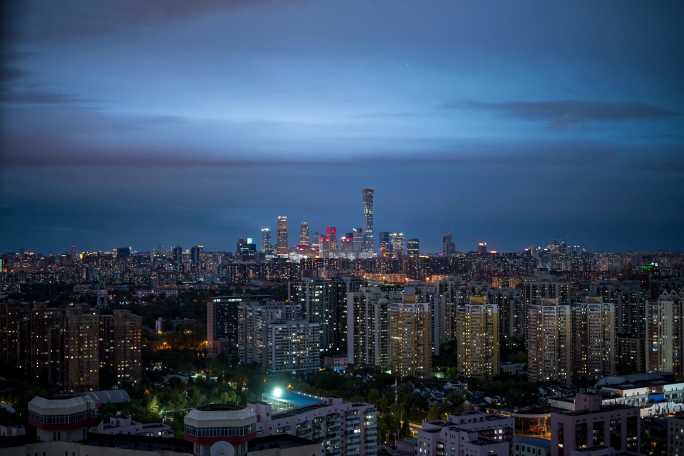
xmin=28 ymin=395 xmax=97 ymax=442
xmin=184 ymin=404 xmax=257 ymax=456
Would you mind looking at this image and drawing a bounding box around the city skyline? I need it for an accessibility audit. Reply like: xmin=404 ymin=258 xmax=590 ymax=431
xmin=1 ymin=1 xmax=683 ymax=253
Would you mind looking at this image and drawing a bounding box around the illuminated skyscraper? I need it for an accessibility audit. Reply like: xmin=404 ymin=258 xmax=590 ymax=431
xmin=352 ymin=227 xmax=364 ymax=256
xmin=298 ymin=221 xmax=310 ymax=248
xmin=276 ymin=216 xmax=288 ymax=256
xmin=389 ymin=232 xmax=405 ymax=257
xmin=325 ymin=226 xmax=337 ymax=254
xmin=407 ymin=238 xmax=420 ymax=257
xmin=261 ymin=227 xmax=273 ymax=254
xmin=362 ymin=188 xmax=374 ymax=255
xmin=477 ymin=241 xmax=488 ymax=254
xmin=455 ymin=296 xmax=500 ymax=378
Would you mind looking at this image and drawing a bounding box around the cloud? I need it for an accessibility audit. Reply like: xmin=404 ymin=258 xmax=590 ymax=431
xmin=446 ymin=99 xmax=681 ymax=128
xmin=5 ymin=0 xmax=293 ymax=42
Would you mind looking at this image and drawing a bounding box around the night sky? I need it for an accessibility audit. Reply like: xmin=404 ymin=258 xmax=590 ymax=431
xmin=1 ymin=1 xmax=683 ymax=253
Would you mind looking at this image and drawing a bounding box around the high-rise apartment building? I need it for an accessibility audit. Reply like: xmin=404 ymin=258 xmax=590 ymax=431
xmin=362 ymin=188 xmax=374 ymax=255
xmin=388 ymin=297 xmax=432 ymax=378
xmin=347 ymin=285 xmax=401 ymax=370
xmin=572 ymin=298 xmax=616 ymax=380
xmin=237 ymin=301 xmax=300 ymax=367
xmin=276 ymin=216 xmax=288 ymax=256
xmin=455 ymin=296 xmax=500 ymax=378
xmin=293 ymin=279 xmax=348 ymax=354
xmin=207 ymin=295 xmax=271 ymax=360
xmin=108 ymin=310 xmax=142 ymax=387
xmin=527 ymin=298 xmax=572 ymax=383
xmin=267 ymin=320 xmax=321 ymax=374
xmin=64 ymin=308 xmax=99 ymax=391
xmin=645 ymin=291 xmax=683 ymax=375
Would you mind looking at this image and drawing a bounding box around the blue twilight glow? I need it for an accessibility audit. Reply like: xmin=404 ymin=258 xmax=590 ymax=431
xmin=1 ymin=0 xmax=683 ymax=252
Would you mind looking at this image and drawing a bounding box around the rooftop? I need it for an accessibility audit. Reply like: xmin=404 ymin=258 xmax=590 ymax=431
xmin=249 ymin=434 xmax=319 ymax=451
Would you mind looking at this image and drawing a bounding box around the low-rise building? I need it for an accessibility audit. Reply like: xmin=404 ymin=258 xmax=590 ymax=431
xmin=416 ymin=411 xmax=513 ymax=456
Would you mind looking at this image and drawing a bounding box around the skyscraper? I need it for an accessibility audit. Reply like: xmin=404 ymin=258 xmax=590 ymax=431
xmin=407 ymin=238 xmax=420 ymax=257
xmin=298 ymin=221 xmax=310 ymax=248
xmin=190 ymin=244 xmax=202 ymax=266
xmin=455 ymin=296 xmax=500 ymax=378
xmin=442 ymin=234 xmax=455 ymax=256
xmin=261 ymin=227 xmax=273 ymax=254
xmin=276 ymin=216 xmax=288 ymax=256
xmin=362 ymin=188 xmax=374 ymax=255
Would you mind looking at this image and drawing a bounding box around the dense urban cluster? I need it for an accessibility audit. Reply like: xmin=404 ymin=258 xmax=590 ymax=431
xmin=1 ymin=189 xmax=684 ymax=456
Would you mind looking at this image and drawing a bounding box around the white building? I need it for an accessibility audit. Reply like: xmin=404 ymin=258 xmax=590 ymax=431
xmin=416 ymin=411 xmax=513 ymax=456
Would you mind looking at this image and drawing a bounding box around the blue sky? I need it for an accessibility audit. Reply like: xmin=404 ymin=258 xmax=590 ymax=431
xmin=1 ymin=0 xmax=683 ymax=252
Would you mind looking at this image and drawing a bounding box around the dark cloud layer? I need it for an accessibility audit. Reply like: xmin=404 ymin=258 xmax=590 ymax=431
xmin=4 ymin=0 xmax=289 ymax=41
xmin=448 ymin=100 xmax=681 ymax=128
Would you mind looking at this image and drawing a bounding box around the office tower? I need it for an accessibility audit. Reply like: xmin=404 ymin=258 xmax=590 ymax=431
xmin=114 ymin=247 xmax=131 ymax=259
xmin=389 ymin=232 xmax=405 ymax=257
xmin=407 ymin=238 xmax=420 ymax=257
xmin=190 ymin=244 xmax=202 ymax=266
xmin=340 ymin=233 xmax=354 ymax=256
xmin=172 ymin=245 xmax=183 ymax=267
xmin=527 ymin=298 xmax=572 ymax=383
xmin=362 ymin=188 xmax=374 ymax=255
xmin=389 ymin=297 xmax=432 ymax=378
xmin=64 ymin=308 xmax=100 ymax=391
xmin=455 ymin=296 xmax=500 ymax=378
xmin=572 ymin=298 xmax=616 ymax=380
xmin=112 ymin=310 xmax=142 ymax=386
xmin=477 ymin=241 xmax=488 ymax=254
xmin=442 ymin=234 xmax=455 ymax=256
xmin=261 ymin=227 xmax=273 ymax=254
xmin=352 ymin=227 xmax=364 ymax=256
xmin=645 ymin=291 xmax=683 ymax=375
xmin=276 ymin=216 xmax=288 ymax=255
xmin=379 ymin=232 xmax=392 ymax=257
xmin=347 ymin=286 xmax=400 ymax=370
xmin=267 ymin=320 xmax=321 ymax=374
xmin=325 ymin=226 xmax=337 ymax=255
xmin=236 ymin=237 xmax=257 ymax=261
xmin=293 ymin=278 xmax=348 ymax=354
xmin=298 ymin=221 xmax=310 ymax=248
